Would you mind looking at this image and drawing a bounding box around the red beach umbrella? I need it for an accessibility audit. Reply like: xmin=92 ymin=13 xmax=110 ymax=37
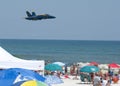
xmin=108 ymin=63 xmax=120 ymax=68
xmin=89 ymin=62 xmax=99 ymax=66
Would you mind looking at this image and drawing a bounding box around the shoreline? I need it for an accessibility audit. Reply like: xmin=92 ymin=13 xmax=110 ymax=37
xmin=63 ymin=62 xmax=120 ymax=74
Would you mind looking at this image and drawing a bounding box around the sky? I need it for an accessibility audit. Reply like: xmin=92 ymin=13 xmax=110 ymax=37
xmin=0 ymin=0 xmax=120 ymax=41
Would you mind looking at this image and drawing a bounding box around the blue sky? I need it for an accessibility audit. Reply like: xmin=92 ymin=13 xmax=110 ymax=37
xmin=0 ymin=0 xmax=120 ymax=40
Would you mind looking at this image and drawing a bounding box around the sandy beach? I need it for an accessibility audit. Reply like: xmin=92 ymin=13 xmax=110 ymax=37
xmin=52 ymin=76 xmax=120 ymax=86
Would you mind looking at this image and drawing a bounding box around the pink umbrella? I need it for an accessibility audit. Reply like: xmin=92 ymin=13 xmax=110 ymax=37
xmin=108 ymin=63 xmax=120 ymax=68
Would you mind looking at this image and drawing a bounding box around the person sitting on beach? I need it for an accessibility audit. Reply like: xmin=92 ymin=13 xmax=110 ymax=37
xmin=112 ymin=74 xmax=119 ymax=83
xmin=99 ymin=74 xmax=111 ymax=86
xmin=64 ymin=73 xmax=70 ymax=79
xmin=57 ymin=71 xmax=62 ymax=78
xmin=106 ymin=80 xmax=111 ymax=86
xmin=100 ymin=77 xmax=108 ymax=86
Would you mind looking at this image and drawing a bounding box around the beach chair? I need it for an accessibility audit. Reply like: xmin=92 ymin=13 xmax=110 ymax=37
xmin=80 ymin=74 xmax=85 ymax=82
xmin=80 ymin=74 xmax=92 ymax=84
xmin=80 ymin=74 xmax=88 ymax=84
xmin=86 ymin=75 xmax=92 ymax=84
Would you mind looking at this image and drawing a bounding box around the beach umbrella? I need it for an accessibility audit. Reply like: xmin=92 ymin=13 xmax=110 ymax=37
xmin=108 ymin=63 xmax=120 ymax=69
xmin=13 ymin=80 xmax=48 ymax=86
xmin=44 ymin=75 xmax=63 ymax=85
xmin=99 ymin=64 xmax=108 ymax=70
xmin=45 ymin=64 xmax=62 ymax=71
xmin=53 ymin=62 xmax=65 ymax=66
xmin=0 ymin=68 xmax=45 ymax=86
xmin=89 ymin=62 xmax=99 ymax=66
xmin=80 ymin=66 xmax=99 ymax=73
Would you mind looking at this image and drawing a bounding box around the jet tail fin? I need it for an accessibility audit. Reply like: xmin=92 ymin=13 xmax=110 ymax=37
xmin=26 ymin=11 xmax=32 ymax=17
xmin=32 ymin=12 xmax=36 ymax=16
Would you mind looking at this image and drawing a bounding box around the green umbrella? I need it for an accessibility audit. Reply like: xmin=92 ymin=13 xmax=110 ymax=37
xmin=80 ymin=66 xmax=99 ymax=73
xmin=45 ymin=64 xmax=62 ymax=71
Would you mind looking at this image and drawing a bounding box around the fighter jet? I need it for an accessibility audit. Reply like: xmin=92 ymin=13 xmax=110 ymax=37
xmin=25 ymin=11 xmax=56 ymax=20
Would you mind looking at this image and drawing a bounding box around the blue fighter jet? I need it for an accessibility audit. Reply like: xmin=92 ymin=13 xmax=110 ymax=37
xmin=25 ymin=11 xmax=56 ymax=20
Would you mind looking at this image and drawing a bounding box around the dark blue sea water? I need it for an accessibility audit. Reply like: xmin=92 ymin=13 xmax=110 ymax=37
xmin=0 ymin=39 xmax=120 ymax=65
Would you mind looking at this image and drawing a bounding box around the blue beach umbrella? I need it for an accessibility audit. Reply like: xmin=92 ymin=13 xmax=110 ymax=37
xmin=53 ymin=62 xmax=65 ymax=66
xmin=0 ymin=68 xmax=45 ymax=86
xmin=80 ymin=66 xmax=99 ymax=73
xmin=45 ymin=64 xmax=62 ymax=71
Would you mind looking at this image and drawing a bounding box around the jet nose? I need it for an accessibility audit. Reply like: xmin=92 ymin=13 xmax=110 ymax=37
xmin=53 ymin=16 xmax=56 ymax=18
xmin=50 ymin=16 xmax=56 ymax=18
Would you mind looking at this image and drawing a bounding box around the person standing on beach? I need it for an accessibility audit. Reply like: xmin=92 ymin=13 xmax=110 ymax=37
xmin=118 ymin=70 xmax=120 ymax=79
xmin=76 ymin=64 xmax=80 ymax=76
xmin=65 ymin=65 xmax=68 ymax=74
xmin=72 ymin=65 xmax=79 ymax=80
xmin=93 ymin=73 xmax=101 ymax=86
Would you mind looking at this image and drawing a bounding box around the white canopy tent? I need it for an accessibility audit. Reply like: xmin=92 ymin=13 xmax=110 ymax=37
xmin=0 ymin=46 xmax=45 ymax=71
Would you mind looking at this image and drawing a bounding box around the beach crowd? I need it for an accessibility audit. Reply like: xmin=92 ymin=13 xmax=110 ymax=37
xmin=45 ymin=62 xmax=120 ymax=86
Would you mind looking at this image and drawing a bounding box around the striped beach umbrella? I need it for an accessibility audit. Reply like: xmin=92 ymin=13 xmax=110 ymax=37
xmin=13 ymin=80 xmax=48 ymax=86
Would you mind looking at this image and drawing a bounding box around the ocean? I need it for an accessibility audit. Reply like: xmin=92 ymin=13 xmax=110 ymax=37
xmin=0 ymin=39 xmax=120 ymax=65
